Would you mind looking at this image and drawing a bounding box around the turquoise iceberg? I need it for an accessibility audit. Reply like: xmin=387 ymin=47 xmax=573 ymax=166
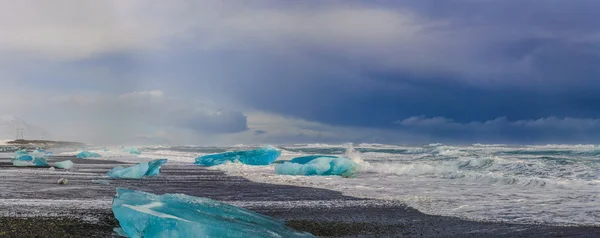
xmin=124 ymin=147 xmax=141 ymax=155
xmin=55 ymin=160 xmax=74 ymax=169
xmin=275 ymin=157 xmax=358 ymax=177
xmin=290 ymin=155 xmax=338 ymax=164
xmin=108 ymin=159 xmax=168 ymax=179
xmin=77 ymin=151 xmax=101 ymax=159
xmin=112 ymin=188 xmax=313 ymax=238
xmin=194 ymin=145 xmax=281 ymax=167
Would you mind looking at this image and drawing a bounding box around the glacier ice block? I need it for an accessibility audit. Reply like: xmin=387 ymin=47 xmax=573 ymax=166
xmin=77 ymin=151 xmax=102 ymax=159
xmin=55 ymin=160 xmax=74 ymax=169
xmin=275 ymin=157 xmax=358 ymax=177
xmin=290 ymin=155 xmax=338 ymax=164
xmin=112 ymin=188 xmax=313 ymax=238
xmin=194 ymin=145 xmax=281 ymax=167
xmin=108 ymin=159 xmax=167 ymax=179
xmin=124 ymin=147 xmax=141 ymax=155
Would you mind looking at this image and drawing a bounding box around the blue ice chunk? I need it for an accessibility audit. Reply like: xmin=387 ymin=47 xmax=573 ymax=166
xmin=108 ymin=159 xmax=167 ymax=179
xmin=77 ymin=151 xmax=101 ymax=159
xmin=15 ymin=155 xmax=33 ymax=161
xmin=275 ymin=157 xmax=358 ymax=177
xmin=145 ymin=159 xmax=168 ymax=177
xmin=55 ymin=160 xmax=74 ymax=169
xmin=112 ymin=188 xmax=313 ymax=238
xmin=290 ymin=155 xmax=338 ymax=164
xmin=104 ymin=147 xmax=110 ymax=152
xmin=123 ymin=147 xmax=141 ymax=155
xmin=33 ymin=156 xmax=49 ymax=167
xmin=194 ymin=145 xmax=281 ymax=167
xmin=45 ymin=152 xmax=54 ymax=156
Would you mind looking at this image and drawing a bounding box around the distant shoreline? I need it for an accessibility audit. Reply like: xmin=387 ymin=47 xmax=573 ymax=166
xmin=1 ymin=139 xmax=85 ymax=149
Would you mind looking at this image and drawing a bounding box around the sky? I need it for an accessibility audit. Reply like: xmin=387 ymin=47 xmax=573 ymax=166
xmin=1 ymin=0 xmax=600 ymax=145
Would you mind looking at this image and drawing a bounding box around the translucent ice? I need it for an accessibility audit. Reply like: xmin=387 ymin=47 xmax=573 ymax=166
xmin=77 ymin=151 xmax=101 ymax=159
xmin=108 ymin=162 xmax=150 ymax=179
xmin=15 ymin=155 xmax=33 ymax=161
xmin=290 ymin=155 xmax=338 ymax=164
xmin=112 ymin=188 xmax=313 ymax=238
xmin=108 ymin=159 xmax=168 ymax=179
xmin=33 ymin=156 xmax=49 ymax=167
xmin=13 ymin=160 xmax=31 ymax=167
xmin=123 ymin=147 xmax=141 ymax=155
xmin=194 ymin=145 xmax=281 ymax=167
xmin=145 ymin=159 xmax=168 ymax=177
xmin=55 ymin=160 xmax=74 ymax=169
xmin=14 ymin=150 xmax=29 ymax=159
xmin=275 ymin=157 xmax=358 ymax=177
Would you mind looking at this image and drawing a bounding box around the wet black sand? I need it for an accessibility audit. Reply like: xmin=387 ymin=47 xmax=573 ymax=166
xmin=0 ymin=156 xmax=599 ymax=237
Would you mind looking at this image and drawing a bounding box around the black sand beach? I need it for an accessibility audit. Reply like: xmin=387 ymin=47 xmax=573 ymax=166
xmin=1 ymin=155 xmax=599 ymax=237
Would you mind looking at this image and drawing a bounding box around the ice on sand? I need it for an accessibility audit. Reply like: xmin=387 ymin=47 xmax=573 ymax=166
xmin=108 ymin=159 xmax=168 ymax=179
xmin=77 ymin=151 xmax=101 ymax=159
xmin=112 ymin=188 xmax=313 ymax=238
xmin=275 ymin=157 xmax=358 ymax=177
xmin=194 ymin=145 xmax=281 ymax=167
xmin=55 ymin=160 xmax=74 ymax=169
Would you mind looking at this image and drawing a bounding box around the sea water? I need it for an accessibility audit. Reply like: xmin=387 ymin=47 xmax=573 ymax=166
xmin=135 ymin=143 xmax=600 ymax=226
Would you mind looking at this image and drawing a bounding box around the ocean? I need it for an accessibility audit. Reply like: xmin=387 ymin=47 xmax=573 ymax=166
xmin=68 ymin=143 xmax=600 ymax=227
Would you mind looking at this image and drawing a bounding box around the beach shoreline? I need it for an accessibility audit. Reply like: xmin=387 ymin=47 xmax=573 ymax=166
xmin=1 ymin=155 xmax=599 ymax=237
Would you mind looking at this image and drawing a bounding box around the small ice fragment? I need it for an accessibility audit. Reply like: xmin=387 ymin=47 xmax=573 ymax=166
xmin=49 ymin=167 xmax=55 ymax=171
xmin=112 ymin=188 xmax=313 ymax=238
xmin=194 ymin=145 xmax=281 ymax=167
xmin=275 ymin=157 xmax=358 ymax=177
xmin=93 ymin=179 xmax=111 ymax=185
xmin=76 ymin=151 xmax=101 ymax=159
xmin=55 ymin=160 xmax=74 ymax=169
xmin=58 ymin=178 xmax=68 ymax=185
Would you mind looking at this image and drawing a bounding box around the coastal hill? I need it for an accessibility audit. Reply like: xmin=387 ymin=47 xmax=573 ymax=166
xmin=5 ymin=139 xmax=85 ymax=148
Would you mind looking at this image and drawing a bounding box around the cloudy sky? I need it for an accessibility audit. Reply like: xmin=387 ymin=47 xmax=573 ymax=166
xmin=2 ymin=0 xmax=600 ymax=145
